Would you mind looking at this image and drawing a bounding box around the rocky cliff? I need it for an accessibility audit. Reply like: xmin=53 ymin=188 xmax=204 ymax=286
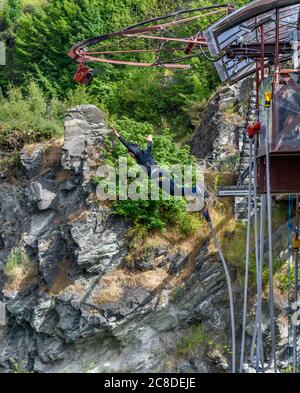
xmin=0 ymin=104 xmax=294 ymax=373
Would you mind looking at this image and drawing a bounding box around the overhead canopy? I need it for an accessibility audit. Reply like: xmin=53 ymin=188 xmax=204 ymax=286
xmin=204 ymin=0 xmax=300 ymax=83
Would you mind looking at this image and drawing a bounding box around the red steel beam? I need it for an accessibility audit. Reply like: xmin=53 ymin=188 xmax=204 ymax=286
xmin=123 ymin=34 xmax=207 ymax=46
xmin=81 ymin=55 xmax=191 ymax=69
xmin=275 ymin=7 xmax=280 ymax=84
xmin=119 ymin=9 xmax=225 ymax=35
xmin=261 ymin=25 xmax=265 ymax=81
xmin=85 ymin=48 xmax=184 ymax=55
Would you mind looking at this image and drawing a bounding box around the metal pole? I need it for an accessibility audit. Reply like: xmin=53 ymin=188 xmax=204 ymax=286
xmin=256 ymin=61 xmax=260 ymax=110
xmin=293 ymin=195 xmax=299 ymax=373
xmin=274 ymin=8 xmax=280 ymax=85
xmin=261 ymin=25 xmax=265 ymax=82
xmin=240 ymin=139 xmax=253 ymax=373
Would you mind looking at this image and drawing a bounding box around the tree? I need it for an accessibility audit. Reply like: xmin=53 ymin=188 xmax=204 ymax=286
xmin=14 ymin=0 xmax=182 ymax=96
xmin=4 ymin=0 xmax=22 ymax=29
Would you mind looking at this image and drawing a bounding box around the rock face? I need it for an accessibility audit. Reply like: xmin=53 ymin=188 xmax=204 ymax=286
xmin=191 ymin=78 xmax=252 ymax=166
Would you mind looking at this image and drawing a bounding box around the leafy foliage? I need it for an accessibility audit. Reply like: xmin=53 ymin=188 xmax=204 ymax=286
xmin=4 ymin=0 xmax=22 ymax=28
xmin=176 ymin=324 xmax=230 ymax=356
xmin=13 ymin=0 xmax=182 ymax=95
xmin=0 ymin=81 xmax=63 ymax=150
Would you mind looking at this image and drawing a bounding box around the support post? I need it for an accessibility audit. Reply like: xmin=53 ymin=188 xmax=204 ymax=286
xmin=261 ymin=25 xmax=265 ymax=82
xmin=293 ymin=195 xmax=299 ymax=373
xmin=274 ymin=8 xmax=280 ymax=85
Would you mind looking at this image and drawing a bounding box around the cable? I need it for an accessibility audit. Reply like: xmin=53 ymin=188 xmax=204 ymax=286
xmin=199 ymin=43 xmax=223 ymax=62
xmin=239 ymin=138 xmax=253 ymax=373
xmin=287 ymin=195 xmax=293 ymax=367
xmin=265 ymin=105 xmax=278 ymax=373
xmin=254 ymin=128 xmax=268 ymax=374
xmin=203 ymin=209 xmax=236 ymax=373
xmin=293 ymin=195 xmax=299 ymax=372
xmin=258 ymin=195 xmax=267 ymax=372
xmin=250 ymin=194 xmax=266 ymax=371
xmin=123 ymin=4 xmax=231 ymax=32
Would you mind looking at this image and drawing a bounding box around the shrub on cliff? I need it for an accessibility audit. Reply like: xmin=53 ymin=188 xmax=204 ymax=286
xmin=0 ymin=81 xmax=63 ymax=149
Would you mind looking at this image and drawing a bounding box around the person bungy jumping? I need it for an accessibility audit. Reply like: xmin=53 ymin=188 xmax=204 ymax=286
xmin=112 ymin=127 xmax=208 ymax=202
xmin=110 ymin=129 xmax=235 ymax=371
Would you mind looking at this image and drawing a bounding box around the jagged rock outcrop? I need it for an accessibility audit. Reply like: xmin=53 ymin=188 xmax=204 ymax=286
xmin=191 ymin=78 xmax=252 ymax=163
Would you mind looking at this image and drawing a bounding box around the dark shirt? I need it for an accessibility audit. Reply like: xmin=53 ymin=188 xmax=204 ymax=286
xmin=119 ymin=135 xmax=157 ymax=174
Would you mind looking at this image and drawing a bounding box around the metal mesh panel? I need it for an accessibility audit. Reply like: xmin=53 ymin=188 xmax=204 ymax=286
xmin=272 ymin=81 xmax=300 ymax=152
xmin=259 ymin=77 xmax=273 ymax=156
xmin=204 ymin=0 xmax=300 ymax=83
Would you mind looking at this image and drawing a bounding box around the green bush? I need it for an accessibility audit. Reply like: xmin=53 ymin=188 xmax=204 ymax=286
xmin=248 ymin=254 xmax=284 ymax=289
xmin=10 ymin=358 xmax=32 ymax=373
xmin=170 ymin=286 xmax=185 ymax=303
xmin=276 ymin=262 xmax=296 ymax=293
xmin=5 ymin=248 xmax=29 ymax=277
xmin=0 ymin=81 xmax=63 ymax=149
xmin=113 ymin=197 xmax=198 ymax=233
xmin=4 ymin=0 xmax=22 ymax=28
xmin=176 ymin=324 xmax=230 ymax=356
xmin=0 ymin=151 xmax=20 ymax=170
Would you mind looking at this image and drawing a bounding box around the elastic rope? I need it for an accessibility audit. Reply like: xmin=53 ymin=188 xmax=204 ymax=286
xmin=250 ymin=134 xmax=265 ymax=372
xmin=257 ymin=195 xmax=267 ymax=372
xmin=265 ymin=107 xmax=278 ymax=373
xmin=207 ymin=220 xmax=236 ymax=373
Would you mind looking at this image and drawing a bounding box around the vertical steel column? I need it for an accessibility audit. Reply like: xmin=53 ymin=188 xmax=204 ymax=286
xmin=256 ymin=61 xmax=260 ymax=111
xmin=293 ymin=195 xmax=299 ymax=373
xmin=275 ymin=8 xmax=280 ymax=85
xmin=261 ymin=25 xmax=265 ymax=82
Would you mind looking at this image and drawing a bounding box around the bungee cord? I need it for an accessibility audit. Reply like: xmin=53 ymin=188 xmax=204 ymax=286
xmin=203 ymin=211 xmax=236 ymax=373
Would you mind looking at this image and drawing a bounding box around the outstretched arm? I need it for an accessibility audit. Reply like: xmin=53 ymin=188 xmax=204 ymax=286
xmin=146 ymin=134 xmax=153 ymax=154
xmin=112 ymin=127 xmax=130 ymax=149
xmin=112 ymin=127 xmax=140 ymax=157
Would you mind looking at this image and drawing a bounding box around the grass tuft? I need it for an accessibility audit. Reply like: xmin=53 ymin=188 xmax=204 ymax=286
xmin=4 ymin=248 xmax=38 ymax=293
